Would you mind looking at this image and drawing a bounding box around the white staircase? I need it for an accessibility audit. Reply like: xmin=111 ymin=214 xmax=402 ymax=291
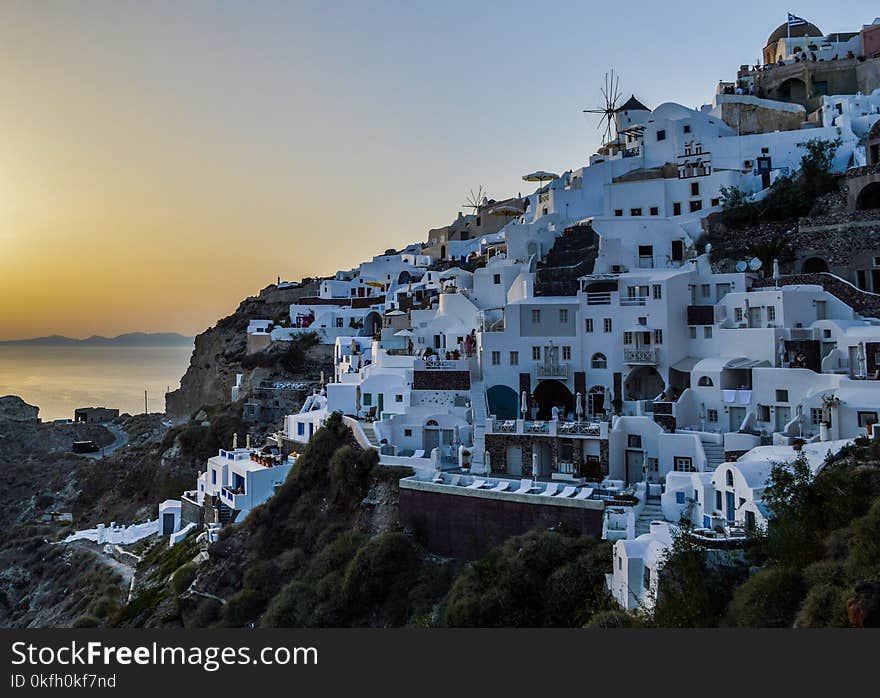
xmin=469 ymin=359 xmax=488 ymax=469
xmin=360 ymin=422 xmax=380 ymax=449
xmin=635 ymin=502 xmax=665 ymax=536
xmin=701 ymin=440 xmax=725 ymax=470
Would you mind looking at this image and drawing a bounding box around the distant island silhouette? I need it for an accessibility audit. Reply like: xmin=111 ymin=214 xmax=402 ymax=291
xmin=0 ymin=332 xmax=194 ymax=347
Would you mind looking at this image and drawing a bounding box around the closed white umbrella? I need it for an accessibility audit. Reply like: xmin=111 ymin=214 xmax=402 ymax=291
xmin=521 ymin=390 xmax=529 ymax=418
xmin=532 ymin=451 xmax=540 ymax=479
xmin=576 ymin=392 xmax=584 ymax=422
xmin=603 ymin=387 xmax=612 ymax=414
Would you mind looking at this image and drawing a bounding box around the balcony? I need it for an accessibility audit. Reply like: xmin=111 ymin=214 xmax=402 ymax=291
xmin=586 ymin=292 xmax=612 ymax=305
xmin=620 ymin=296 xmax=647 ymax=307
xmin=487 ymin=418 xmax=608 ymax=439
xmin=537 ymin=363 xmax=570 ymax=379
xmin=623 ymin=348 xmax=658 ymax=364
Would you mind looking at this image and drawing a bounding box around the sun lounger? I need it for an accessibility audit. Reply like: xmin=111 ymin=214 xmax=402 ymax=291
xmin=490 ymin=481 xmax=510 ymax=492
xmin=538 ymin=483 xmax=559 ymax=497
xmin=556 ymin=485 xmax=577 ymax=498
xmin=574 ymin=487 xmax=594 ymax=500
xmin=431 ymin=469 xmax=443 ymax=483
xmin=413 ymin=449 xmax=426 ymax=458
xmin=467 ymin=479 xmax=487 ymax=489
xmin=449 ymin=474 xmax=462 ymax=487
xmin=513 ymin=478 xmax=534 ymax=494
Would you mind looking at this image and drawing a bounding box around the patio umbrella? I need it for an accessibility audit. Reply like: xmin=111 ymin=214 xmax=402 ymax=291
xmin=532 ymin=451 xmax=540 ymax=479
xmin=858 ymin=341 xmax=867 ymax=378
xmin=772 ymin=258 xmax=780 ymax=284
xmin=603 ymin=387 xmax=612 ymax=414
xmin=487 ymin=202 xmax=525 ymax=217
xmin=484 ymin=451 xmax=492 ymax=475
xmin=394 ymin=329 xmax=415 ymax=337
xmin=523 ymin=171 xmax=559 ymax=185
xmin=521 ymin=390 xmax=529 ymax=419
xmin=777 ymin=337 xmax=787 ymax=366
xmin=575 ymin=392 xmax=583 ymax=422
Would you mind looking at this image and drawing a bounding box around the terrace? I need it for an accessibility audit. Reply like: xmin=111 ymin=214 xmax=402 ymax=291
xmin=487 ymin=417 xmax=608 ymax=439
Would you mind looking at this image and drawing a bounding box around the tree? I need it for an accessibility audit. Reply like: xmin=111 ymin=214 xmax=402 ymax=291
xmin=800 ymin=137 xmax=842 ymax=198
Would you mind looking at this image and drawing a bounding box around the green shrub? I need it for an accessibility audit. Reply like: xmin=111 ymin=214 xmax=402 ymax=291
xmin=172 ymin=563 xmax=198 ymax=595
xmin=727 ymin=567 xmax=805 ymax=627
xmin=586 ymin=610 xmax=635 ymax=628
xmin=223 ymin=588 xmax=268 ymax=627
xmin=71 ymin=615 xmax=100 ymax=628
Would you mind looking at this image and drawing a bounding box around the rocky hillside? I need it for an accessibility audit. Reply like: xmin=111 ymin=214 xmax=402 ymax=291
xmin=165 ymin=281 xmax=328 ymax=422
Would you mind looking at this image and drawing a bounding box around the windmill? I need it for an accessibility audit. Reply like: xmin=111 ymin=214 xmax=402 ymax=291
xmin=463 ymin=185 xmax=486 ymax=214
xmin=583 ymin=70 xmax=622 ymax=146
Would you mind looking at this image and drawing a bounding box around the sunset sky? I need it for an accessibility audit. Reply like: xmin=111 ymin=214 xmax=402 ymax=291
xmin=0 ymin=1 xmax=875 ymax=340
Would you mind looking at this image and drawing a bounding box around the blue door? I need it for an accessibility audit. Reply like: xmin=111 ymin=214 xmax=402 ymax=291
xmin=725 ymin=491 xmax=736 ymax=522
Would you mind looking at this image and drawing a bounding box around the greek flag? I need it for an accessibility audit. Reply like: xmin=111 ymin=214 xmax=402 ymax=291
xmin=787 ymin=13 xmax=808 ymax=27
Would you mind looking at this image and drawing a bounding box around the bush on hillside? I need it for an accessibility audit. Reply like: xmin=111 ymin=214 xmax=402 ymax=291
xmin=727 ymin=567 xmax=805 ymax=627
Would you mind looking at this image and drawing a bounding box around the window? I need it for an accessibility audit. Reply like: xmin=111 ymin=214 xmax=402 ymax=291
xmin=652 ymin=284 xmax=662 ymax=299
xmin=674 ymin=457 xmax=694 ymax=472
xmin=715 ymin=490 xmax=723 ymax=511
xmin=335 ymin=317 xmax=343 ymax=327
xmin=707 ymin=409 xmax=718 ymax=422
xmin=726 ymin=469 xmax=734 ymax=487
xmin=614 ymin=209 xmax=623 ymax=217
xmin=491 ymin=351 xmax=501 ymax=365
xmin=510 ymin=351 xmax=519 ymax=366
xmin=363 ymin=393 xmax=372 ymax=406
xmin=698 ymin=376 xmax=713 ymax=387
xmin=531 ymin=309 xmax=541 ymax=323
xmin=603 ymin=318 xmax=612 ymax=333
xmin=768 ymin=306 xmax=776 ymax=321
xmin=650 ymin=206 xmax=659 ymax=216
xmin=623 ymin=331 xmax=633 ymax=345
xmin=758 ymin=404 xmax=770 ymax=421
xmin=775 ymin=389 xmax=789 ymax=403
xmin=689 ymin=326 xmax=697 ymax=338
xmin=628 ymin=434 xmax=642 ymax=448
xmin=858 ymin=411 xmax=879 ymax=428
xmin=211 ymin=469 xmax=217 ymax=485
xmin=630 ymin=208 xmax=642 ymax=216
xmin=673 ymin=202 xmax=682 ymax=216
xmin=591 ymin=353 xmax=608 ymax=369
xmin=493 ymin=273 xmax=501 ymax=285
xmin=701 ymin=284 xmax=710 ymax=297
xmin=654 ymin=329 xmax=663 ymax=344
xmin=297 ymin=422 xmax=305 ymax=436
xmin=676 ymin=491 xmax=686 ymax=504
xmin=643 ymin=566 xmax=651 ymax=590
xmin=704 ymin=326 xmax=713 ymax=338
xmin=532 ymin=346 xmax=541 ymax=361
xmin=683 ymin=124 xmax=691 ymax=134
xmin=404 ymin=428 xmax=412 ymax=437
xmin=657 ymin=129 xmax=666 ymax=141
xmin=585 ymin=318 xmax=593 ymax=333
xmin=734 ymin=308 xmax=743 ymax=322
xmin=711 ymin=197 xmax=720 ymax=207
xmin=559 ymin=308 xmax=569 ymax=323
xmin=810 ymin=408 xmax=823 ymax=425
xmin=689 ymin=200 xmax=703 ymax=213
xmin=690 ymin=182 xmax=700 ymax=196
xmin=395 ymin=394 xmax=403 ymax=403
xmin=562 ymin=346 xmax=571 ymax=361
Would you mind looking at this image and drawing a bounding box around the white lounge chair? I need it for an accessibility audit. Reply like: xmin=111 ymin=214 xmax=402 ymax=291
xmin=574 ymin=487 xmax=594 ymax=500
xmin=413 ymin=449 xmax=425 ymax=458
xmin=556 ymin=485 xmax=577 ymax=498
xmin=538 ymin=483 xmax=559 ymax=497
xmin=467 ymin=479 xmax=487 ymax=489
xmin=513 ymin=479 xmax=534 ymax=494
xmin=431 ymin=469 xmax=443 ymax=483
xmin=449 ymin=474 xmax=462 ymax=487
xmin=490 ymin=481 xmax=510 ymax=492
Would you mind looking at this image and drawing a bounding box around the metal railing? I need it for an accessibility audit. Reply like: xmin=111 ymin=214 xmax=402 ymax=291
xmin=537 ymin=363 xmax=570 ymax=379
xmin=620 ymin=296 xmax=647 ymax=306
xmin=586 ymin=292 xmax=612 ymax=305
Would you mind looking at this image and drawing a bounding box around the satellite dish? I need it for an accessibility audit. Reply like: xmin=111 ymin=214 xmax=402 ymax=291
xmin=748 ymin=257 xmax=763 ymax=271
xmin=735 ymin=260 xmax=748 ymax=273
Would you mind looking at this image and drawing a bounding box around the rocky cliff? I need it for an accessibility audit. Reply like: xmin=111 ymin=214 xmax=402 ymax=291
xmin=165 ymin=281 xmax=324 ymax=421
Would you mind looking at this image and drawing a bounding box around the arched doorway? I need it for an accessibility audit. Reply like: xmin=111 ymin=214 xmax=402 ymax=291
xmin=778 ymin=77 xmax=806 ymax=105
xmin=588 ymin=385 xmax=609 ymax=417
xmin=857 ymin=182 xmax=880 ymax=211
xmin=802 ymin=257 xmax=829 ymax=273
xmin=360 ymin=311 xmax=382 ymax=338
xmin=397 ymin=270 xmax=411 ymax=285
xmin=624 ymin=366 xmax=665 ymax=401
xmin=533 ymin=379 xmax=573 ymax=420
xmin=487 ymin=385 xmax=519 ymax=420
xmin=440 ymin=244 xmax=447 ymax=260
